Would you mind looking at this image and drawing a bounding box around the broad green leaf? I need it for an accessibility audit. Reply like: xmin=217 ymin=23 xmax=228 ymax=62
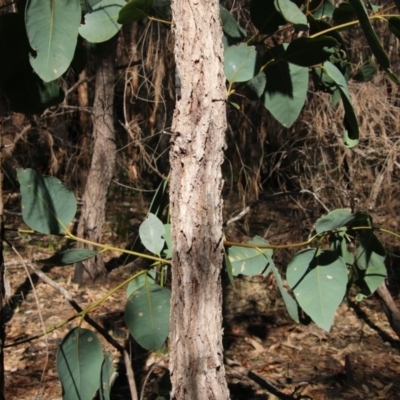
xmin=355 ymin=263 xmax=386 ymax=301
xmin=275 ymin=0 xmax=307 ymax=29
xmin=228 ymin=236 xmax=273 ymax=276
xmin=126 ymin=270 xmax=156 ymax=298
xmin=26 ymin=0 xmax=81 ymax=82
xmin=356 ymin=231 xmax=386 ymax=270
xmin=270 ymin=263 xmax=299 ymax=322
xmin=308 ymin=15 xmax=348 ymax=57
xmin=56 ymin=327 xmax=103 ymax=400
xmin=352 ymin=64 xmax=377 ymax=82
xmin=284 ymin=36 xmax=338 ymax=67
xmin=246 ymin=72 xmax=266 ymax=98
xmin=263 ymin=60 xmax=308 ymax=128
xmin=332 ymin=2 xmax=356 ymax=26
xmin=118 ymin=0 xmax=153 ymax=24
xmin=310 ymin=0 xmax=334 ymax=19
xmin=315 ymin=208 xmax=354 ymax=234
xmin=17 ymin=168 xmax=77 ymax=235
xmin=139 ymin=213 xmax=165 ymax=255
xmin=320 ymin=61 xmax=359 ymax=147
xmin=79 ymin=0 xmax=125 ymax=43
xmin=347 ymin=0 xmax=399 ymax=84
xmin=38 ymin=249 xmax=98 ymax=266
xmin=163 ymin=224 xmax=172 ymax=259
xmin=125 ymin=284 xmax=170 ymax=350
xmin=250 ymin=0 xmax=287 ymax=34
xmin=330 ymin=231 xmax=355 ymax=266
xmin=224 ymin=43 xmax=258 ymax=83
xmin=220 ymin=5 xmax=246 ymax=39
xmin=287 ymin=249 xmax=348 ymax=331
xmin=99 ymin=353 xmax=118 ymax=400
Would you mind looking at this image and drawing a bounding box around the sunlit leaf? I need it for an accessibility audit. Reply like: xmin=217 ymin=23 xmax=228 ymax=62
xmin=26 ymin=0 xmax=81 ymax=82
xmin=224 ymin=43 xmax=258 ymax=83
xmin=287 ymin=249 xmax=347 ymax=331
xmin=125 ymin=284 xmax=170 ymax=350
xmin=79 ymin=0 xmax=125 ymax=43
xmin=139 ymin=213 xmax=165 ymax=255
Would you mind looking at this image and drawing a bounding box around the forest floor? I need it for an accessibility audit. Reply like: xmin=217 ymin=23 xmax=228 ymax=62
xmin=3 ymin=191 xmax=400 ymax=400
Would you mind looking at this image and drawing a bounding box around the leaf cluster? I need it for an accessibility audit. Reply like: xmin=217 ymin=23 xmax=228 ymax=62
xmin=222 ymin=0 xmax=400 ymax=148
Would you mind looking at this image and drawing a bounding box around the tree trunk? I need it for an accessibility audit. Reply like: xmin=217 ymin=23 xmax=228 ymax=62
xmin=169 ymin=1 xmax=230 ymax=399
xmin=74 ymin=41 xmax=117 ymax=284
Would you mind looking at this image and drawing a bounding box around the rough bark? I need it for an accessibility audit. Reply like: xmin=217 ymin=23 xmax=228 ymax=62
xmin=74 ymin=42 xmax=117 ymax=284
xmin=169 ymin=1 xmax=230 ymax=399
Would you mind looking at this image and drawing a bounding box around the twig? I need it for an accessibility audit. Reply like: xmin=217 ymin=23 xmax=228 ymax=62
xmin=10 ymin=248 xmax=48 ymax=400
xmin=23 ymin=262 xmax=138 ymax=400
xmin=225 ymin=359 xmax=298 ymax=400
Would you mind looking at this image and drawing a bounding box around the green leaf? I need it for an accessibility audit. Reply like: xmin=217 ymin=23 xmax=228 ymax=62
xmin=332 ymin=2 xmax=356 ymax=26
xmin=125 ymin=284 xmax=170 ymax=351
xmin=99 ymin=353 xmax=118 ymax=400
xmin=25 ymin=0 xmax=81 ymax=82
xmin=246 ymin=72 xmax=266 ymax=98
xmin=79 ymin=0 xmax=125 ymax=43
xmin=315 ymin=208 xmax=354 ymax=234
xmin=220 ymin=5 xmax=246 ymax=39
xmin=270 ymin=263 xmax=299 ymax=322
xmin=275 ymin=0 xmax=307 ymax=29
xmin=319 ymin=61 xmax=359 ymax=147
xmin=355 ymin=263 xmax=386 ymax=301
xmin=356 ymin=231 xmax=386 ymax=270
xmin=126 ymin=270 xmax=156 ymax=298
xmin=250 ymin=0 xmax=287 ymax=34
xmin=56 ymin=327 xmax=103 ymax=400
xmin=228 ymin=236 xmax=273 ymax=276
xmin=263 ymin=59 xmax=308 ymax=128
xmin=287 ymin=249 xmax=348 ymax=331
xmin=347 ymin=0 xmax=399 ymax=84
xmin=118 ymin=0 xmax=153 ymax=24
xmin=139 ymin=213 xmax=165 ymax=255
xmin=224 ymin=43 xmax=258 ymax=83
xmin=352 ymin=64 xmax=377 ymax=82
xmin=17 ymin=168 xmax=77 ymax=235
xmin=284 ymin=36 xmax=338 ymax=67
xmin=163 ymin=224 xmax=172 ymax=259
xmin=310 ymin=0 xmax=335 ymax=19
xmin=38 ymin=249 xmax=98 ymax=266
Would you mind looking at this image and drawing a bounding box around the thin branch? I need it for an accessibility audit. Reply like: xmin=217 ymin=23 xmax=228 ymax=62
xmin=21 ymin=262 xmax=138 ymax=400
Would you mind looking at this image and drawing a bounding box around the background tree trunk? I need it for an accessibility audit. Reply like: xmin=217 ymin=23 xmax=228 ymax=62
xmin=169 ymin=1 xmax=230 ymax=399
xmin=74 ymin=41 xmax=117 ymax=284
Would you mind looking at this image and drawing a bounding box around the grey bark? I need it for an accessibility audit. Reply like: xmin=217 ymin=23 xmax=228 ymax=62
xmin=74 ymin=42 xmax=117 ymax=284
xmin=168 ymin=1 xmax=230 ymax=399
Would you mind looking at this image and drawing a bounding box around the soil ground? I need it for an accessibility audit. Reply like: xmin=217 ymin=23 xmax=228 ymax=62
xmin=3 ymin=191 xmax=400 ymax=399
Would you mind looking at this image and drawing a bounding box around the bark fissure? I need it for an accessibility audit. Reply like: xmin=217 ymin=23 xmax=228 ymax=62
xmin=169 ymin=0 xmax=229 ymax=398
